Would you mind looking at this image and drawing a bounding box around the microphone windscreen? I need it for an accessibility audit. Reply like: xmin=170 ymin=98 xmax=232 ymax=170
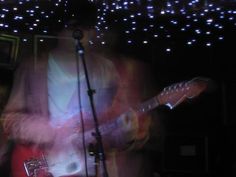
xmin=72 ymin=29 xmax=84 ymax=40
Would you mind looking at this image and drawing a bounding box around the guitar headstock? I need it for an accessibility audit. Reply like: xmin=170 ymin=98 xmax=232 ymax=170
xmin=157 ymin=77 xmax=209 ymax=109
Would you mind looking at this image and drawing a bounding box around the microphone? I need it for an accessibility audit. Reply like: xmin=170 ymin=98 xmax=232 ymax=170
xmin=72 ymin=29 xmax=84 ymax=40
xmin=73 ymin=28 xmax=84 ymax=54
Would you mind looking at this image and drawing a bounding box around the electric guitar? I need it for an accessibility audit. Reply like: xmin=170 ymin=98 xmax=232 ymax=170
xmin=11 ymin=77 xmax=209 ymax=177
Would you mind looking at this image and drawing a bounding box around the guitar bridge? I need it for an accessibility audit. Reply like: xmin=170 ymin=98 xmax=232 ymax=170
xmin=24 ymin=155 xmax=48 ymax=177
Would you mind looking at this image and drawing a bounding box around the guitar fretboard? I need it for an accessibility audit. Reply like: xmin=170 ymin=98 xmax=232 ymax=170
xmin=97 ymin=95 xmax=160 ymax=135
xmin=134 ymin=95 xmax=160 ymax=116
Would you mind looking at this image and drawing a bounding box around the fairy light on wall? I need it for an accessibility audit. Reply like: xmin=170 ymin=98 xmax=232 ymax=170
xmin=0 ymin=0 xmax=236 ymax=53
xmin=0 ymin=0 xmax=67 ymax=34
xmin=91 ymin=0 xmax=236 ymax=53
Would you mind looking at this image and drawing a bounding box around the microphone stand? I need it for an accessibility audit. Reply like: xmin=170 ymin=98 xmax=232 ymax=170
xmin=73 ymin=29 xmax=109 ymax=177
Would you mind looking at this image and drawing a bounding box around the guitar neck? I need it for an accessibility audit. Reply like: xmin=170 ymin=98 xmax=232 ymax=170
xmin=98 ymin=95 xmax=160 ymax=135
xmin=85 ymin=77 xmax=209 ymax=136
xmin=134 ymin=95 xmax=160 ymax=116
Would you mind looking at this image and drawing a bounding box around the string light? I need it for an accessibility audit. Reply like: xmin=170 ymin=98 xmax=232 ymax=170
xmin=0 ymin=0 xmax=235 ymax=51
xmin=93 ymin=0 xmax=236 ymax=49
xmin=0 ymin=0 xmax=66 ymax=34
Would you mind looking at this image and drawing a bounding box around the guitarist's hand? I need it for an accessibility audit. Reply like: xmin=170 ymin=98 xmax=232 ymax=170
xmin=17 ymin=119 xmax=56 ymax=147
xmin=113 ymin=109 xmax=139 ymax=148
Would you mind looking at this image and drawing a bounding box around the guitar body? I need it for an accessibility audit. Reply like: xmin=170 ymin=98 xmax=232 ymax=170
xmin=11 ymin=145 xmax=43 ymax=177
xmin=12 ymin=141 xmax=96 ymax=177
